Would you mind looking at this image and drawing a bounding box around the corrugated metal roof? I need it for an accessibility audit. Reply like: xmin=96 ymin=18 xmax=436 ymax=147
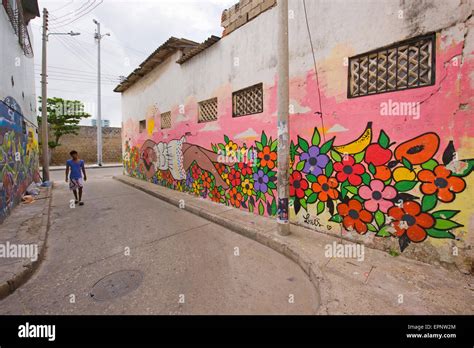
xmin=176 ymin=35 xmax=221 ymax=64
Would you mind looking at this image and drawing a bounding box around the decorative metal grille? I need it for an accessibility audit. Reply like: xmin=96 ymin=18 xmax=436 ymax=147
xmin=198 ymin=98 xmax=218 ymax=123
xmin=161 ymin=111 xmax=171 ymax=129
xmin=2 ymin=0 xmax=34 ymax=57
xmin=232 ymin=83 xmax=263 ymax=117
xmin=348 ymin=34 xmax=435 ymax=98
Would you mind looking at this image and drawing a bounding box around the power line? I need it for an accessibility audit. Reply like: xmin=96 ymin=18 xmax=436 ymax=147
xmin=49 ymin=1 xmax=95 ymax=24
xmin=51 ymin=1 xmax=104 ymax=29
xmin=51 ymin=0 xmax=75 ymax=13
xmin=34 ymin=64 xmax=120 ymax=79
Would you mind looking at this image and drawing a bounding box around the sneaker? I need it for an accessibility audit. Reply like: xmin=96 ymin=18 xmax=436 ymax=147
xmin=79 ymin=201 xmax=84 ymax=206
xmin=75 ymin=200 xmax=79 ymax=204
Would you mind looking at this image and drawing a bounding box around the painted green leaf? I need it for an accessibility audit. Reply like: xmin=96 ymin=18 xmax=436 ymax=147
xmin=367 ymin=224 xmax=377 ymax=232
xmin=421 ymin=159 xmax=438 ymax=171
xmin=317 ymin=201 xmax=325 ymax=215
xmin=354 ymin=151 xmax=365 ymax=163
xmin=290 ymin=141 xmax=298 ymax=162
xmin=421 ymin=194 xmax=437 ymax=212
xmin=271 ymin=199 xmax=277 ymax=216
xmin=320 ymin=137 xmax=334 ymax=154
xmin=394 ymin=180 xmax=417 ymax=192
xmin=402 ymin=157 xmax=413 ymax=171
xmin=307 ymin=193 xmax=318 ymax=204
xmin=224 ymin=135 xmax=230 ymax=144
xmin=261 ymin=131 xmax=268 ymax=146
xmin=258 ymin=202 xmax=265 ymax=216
xmin=296 ymin=160 xmax=305 ymax=172
xmin=368 ymin=163 xmax=376 ymax=175
xmin=375 ymin=210 xmax=385 ymax=228
xmin=325 ymin=161 xmax=334 ymax=177
xmin=361 ymin=173 xmax=371 ymax=185
xmin=218 ymin=143 xmax=225 ymax=150
xmin=270 ymin=139 xmax=278 ymax=152
xmin=346 ymin=186 xmax=358 ymax=194
xmin=451 ymin=159 xmax=474 ymax=178
xmin=267 ymin=182 xmax=276 ymax=190
xmin=331 ymin=150 xmax=342 ymax=162
xmin=432 ymin=210 xmax=460 ymax=219
xmin=376 ymin=225 xmax=392 ymax=237
xmin=300 ymin=198 xmax=307 ymax=211
xmin=249 ymin=202 xmax=254 ymax=213
xmin=329 ymin=214 xmax=343 ymax=223
xmin=352 ymin=195 xmax=364 ymax=203
xmin=434 ymin=219 xmax=463 ymax=230
xmin=378 ymin=130 xmax=390 ymax=149
xmin=267 ymin=187 xmax=274 ymax=197
xmin=306 ymin=174 xmax=317 ymax=183
xmin=311 ymin=127 xmax=321 ymax=146
xmin=305 ymin=189 xmax=313 ymax=196
xmin=426 ymin=228 xmax=455 ymax=239
xmin=255 ymin=141 xmax=263 ymax=151
xmin=298 ymin=136 xmax=309 ymax=152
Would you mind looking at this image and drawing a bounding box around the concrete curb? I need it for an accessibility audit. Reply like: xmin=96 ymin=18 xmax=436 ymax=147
xmin=0 ymin=184 xmax=53 ymax=301
xmin=114 ymin=175 xmax=331 ymax=314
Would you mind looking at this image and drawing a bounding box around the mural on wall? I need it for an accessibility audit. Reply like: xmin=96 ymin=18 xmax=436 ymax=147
xmin=124 ymin=130 xmax=279 ymax=216
xmin=289 ymin=122 xmax=473 ymax=251
xmin=0 ymin=98 xmax=40 ymax=223
xmin=123 ymin=120 xmax=472 ymax=252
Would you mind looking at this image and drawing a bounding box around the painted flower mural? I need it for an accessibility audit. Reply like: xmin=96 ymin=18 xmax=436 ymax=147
xmin=124 ymin=121 xmax=473 ymax=253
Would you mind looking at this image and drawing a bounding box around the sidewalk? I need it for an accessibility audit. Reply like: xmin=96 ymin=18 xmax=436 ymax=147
xmin=43 ymin=163 xmax=123 ymax=172
xmin=114 ymin=174 xmax=474 ymax=314
xmin=0 ymin=185 xmax=53 ymax=300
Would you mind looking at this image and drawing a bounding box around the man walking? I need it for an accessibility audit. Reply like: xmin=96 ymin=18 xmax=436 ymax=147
xmin=65 ymin=150 xmax=87 ymax=206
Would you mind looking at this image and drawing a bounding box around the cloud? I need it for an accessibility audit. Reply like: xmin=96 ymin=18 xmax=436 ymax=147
xmin=234 ymin=128 xmax=259 ymax=139
xmin=327 ymin=124 xmax=349 ymax=133
xmin=199 ymin=122 xmax=221 ymax=132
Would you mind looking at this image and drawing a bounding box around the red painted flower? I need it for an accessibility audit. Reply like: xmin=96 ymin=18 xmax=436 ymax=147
xmin=258 ymin=146 xmax=277 ymax=169
xmin=337 ymin=199 xmax=373 ymax=234
xmin=388 ymin=201 xmax=435 ymax=242
xmin=334 ymin=156 xmax=365 ymax=185
xmin=228 ymin=168 xmax=241 ymax=187
xmin=201 ymin=171 xmax=212 ymax=189
xmin=214 ymin=163 xmax=226 ymax=175
xmin=418 ymin=165 xmax=466 ymax=203
xmin=238 ymin=161 xmax=253 ymax=176
xmin=290 ymin=171 xmax=309 ymax=199
xmin=210 ymin=187 xmax=222 ymax=203
xmin=191 ymin=165 xmax=201 ymax=180
xmin=311 ymin=175 xmax=339 ymax=202
xmin=229 ymin=187 xmax=243 ymax=208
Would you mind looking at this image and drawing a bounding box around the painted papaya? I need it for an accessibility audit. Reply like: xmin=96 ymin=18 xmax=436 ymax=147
xmin=394 ymin=133 xmax=439 ymax=165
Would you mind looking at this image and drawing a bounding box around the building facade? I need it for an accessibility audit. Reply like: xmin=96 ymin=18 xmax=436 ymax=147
xmin=0 ymin=0 xmax=40 ymax=223
xmin=116 ymin=0 xmax=474 ymax=272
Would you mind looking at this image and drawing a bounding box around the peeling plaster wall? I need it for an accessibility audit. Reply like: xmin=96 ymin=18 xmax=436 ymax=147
xmin=121 ymin=0 xmax=474 ymax=272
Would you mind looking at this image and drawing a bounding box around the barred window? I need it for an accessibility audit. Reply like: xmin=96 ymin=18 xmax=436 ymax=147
xmin=139 ymin=120 xmax=146 ymax=133
xmin=161 ymin=111 xmax=171 ymax=129
xmin=348 ymin=34 xmax=435 ymax=98
xmin=232 ymin=83 xmax=263 ymax=117
xmin=198 ymin=98 xmax=218 ymax=123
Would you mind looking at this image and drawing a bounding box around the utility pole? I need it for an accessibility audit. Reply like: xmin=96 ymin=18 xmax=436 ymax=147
xmin=41 ymin=8 xmax=49 ymax=182
xmin=40 ymin=8 xmax=80 ymax=181
xmin=277 ymin=0 xmax=290 ymax=236
xmin=93 ymin=20 xmax=109 ymax=166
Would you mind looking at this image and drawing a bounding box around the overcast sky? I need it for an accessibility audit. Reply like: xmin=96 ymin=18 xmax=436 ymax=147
xmin=32 ymin=0 xmax=236 ymax=127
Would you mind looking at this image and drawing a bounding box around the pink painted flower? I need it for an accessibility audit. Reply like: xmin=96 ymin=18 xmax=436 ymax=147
xmin=358 ymin=180 xmax=397 ymax=213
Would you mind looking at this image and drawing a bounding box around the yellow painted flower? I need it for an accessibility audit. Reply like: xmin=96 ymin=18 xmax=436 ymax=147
xmin=241 ymin=178 xmax=253 ymax=195
xmin=225 ymin=141 xmax=238 ymax=157
xmin=192 ymin=181 xmax=201 ymax=194
xmin=393 ymin=167 xmax=416 ymax=182
xmin=156 ymin=170 xmax=163 ymax=180
xmin=221 ymin=172 xmax=230 ymax=185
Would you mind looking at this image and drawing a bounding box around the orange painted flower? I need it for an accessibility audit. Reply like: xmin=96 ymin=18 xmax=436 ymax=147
xmin=336 ymin=199 xmax=373 ymax=234
xmin=311 ymin=175 xmax=339 ymax=202
xmin=418 ymin=165 xmax=466 ymax=203
xmin=201 ymin=171 xmax=212 ymax=189
xmin=258 ymin=146 xmax=277 ymax=169
xmin=210 ymin=187 xmax=221 ymax=203
xmin=229 ymin=187 xmax=243 ymax=208
xmin=388 ymin=201 xmax=435 ymax=242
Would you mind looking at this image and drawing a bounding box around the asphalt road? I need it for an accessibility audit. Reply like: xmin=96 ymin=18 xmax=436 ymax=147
xmin=0 ymin=167 xmax=318 ymax=314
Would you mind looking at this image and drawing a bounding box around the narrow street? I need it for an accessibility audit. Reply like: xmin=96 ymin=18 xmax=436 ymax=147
xmin=0 ymin=167 xmax=318 ymax=314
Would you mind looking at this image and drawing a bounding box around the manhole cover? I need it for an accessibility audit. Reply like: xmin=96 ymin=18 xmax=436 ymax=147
xmin=90 ymin=270 xmax=143 ymax=301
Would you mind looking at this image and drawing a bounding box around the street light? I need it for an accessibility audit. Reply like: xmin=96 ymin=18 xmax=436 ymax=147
xmin=93 ymin=19 xmax=110 ymax=166
xmin=40 ymin=8 xmax=81 ymax=182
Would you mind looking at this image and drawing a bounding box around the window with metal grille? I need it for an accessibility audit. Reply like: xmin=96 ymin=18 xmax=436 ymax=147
xmin=348 ymin=34 xmax=435 ymax=98
xmin=198 ymin=98 xmax=218 ymax=123
xmin=232 ymin=83 xmax=263 ymax=117
xmin=139 ymin=120 xmax=146 ymax=133
xmin=161 ymin=111 xmax=171 ymax=129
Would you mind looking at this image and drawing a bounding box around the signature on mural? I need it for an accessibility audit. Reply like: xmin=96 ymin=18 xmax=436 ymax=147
xmin=124 ymin=121 xmax=472 ymax=252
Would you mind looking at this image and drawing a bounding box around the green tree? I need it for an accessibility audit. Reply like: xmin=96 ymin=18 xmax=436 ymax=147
xmin=37 ymin=97 xmax=91 ymax=149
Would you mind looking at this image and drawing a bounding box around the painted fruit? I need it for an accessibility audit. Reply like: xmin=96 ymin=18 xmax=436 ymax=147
xmin=374 ymin=165 xmax=392 ymax=181
xmin=393 ymin=167 xmax=416 ymax=182
xmin=394 ymin=133 xmax=439 ymax=165
xmin=365 ymin=143 xmax=392 ymax=166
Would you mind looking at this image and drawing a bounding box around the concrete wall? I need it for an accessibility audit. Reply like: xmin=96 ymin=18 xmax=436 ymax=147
xmin=121 ymin=0 xmax=474 ymax=272
xmin=48 ymin=126 xmax=122 ymax=165
xmin=0 ymin=4 xmax=39 ymax=223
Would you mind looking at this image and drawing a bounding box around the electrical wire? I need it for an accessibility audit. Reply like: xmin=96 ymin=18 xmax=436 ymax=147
xmin=49 ymin=1 xmax=94 ymax=24
xmin=50 ymin=1 xmax=104 ymax=29
xmin=302 ymin=0 xmax=326 ymax=142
